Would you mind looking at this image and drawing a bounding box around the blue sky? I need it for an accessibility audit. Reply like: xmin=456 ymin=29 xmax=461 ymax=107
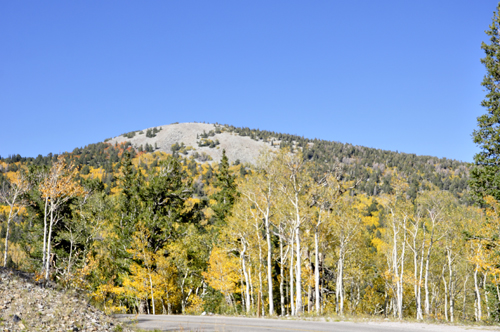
xmin=0 ymin=1 xmax=497 ymax=162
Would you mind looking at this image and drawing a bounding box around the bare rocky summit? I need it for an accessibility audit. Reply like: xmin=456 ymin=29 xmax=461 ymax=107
xmin=107 ymin=122 xmax=276 ymax=164
xmin=0 ymin=268 xmax=133 ymax=332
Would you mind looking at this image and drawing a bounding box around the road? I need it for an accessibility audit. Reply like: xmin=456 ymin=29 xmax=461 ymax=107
xmin=114 ymin=314 xmax=498 ymax=332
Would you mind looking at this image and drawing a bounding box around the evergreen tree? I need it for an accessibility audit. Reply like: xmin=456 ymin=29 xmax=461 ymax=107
xmin=140 ymin=155 xmax=195 ymax=253
xmin=471 ymin=3 xmax=500 ymax=202
xmin=210 ymin=150 xmax=237 ymax=225
xmin=117 ymin=151 xmax=142 ymax=241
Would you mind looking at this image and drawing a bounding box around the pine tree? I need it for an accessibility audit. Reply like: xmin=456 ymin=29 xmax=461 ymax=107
xmin=471 ymin=3 xmax=500 ymax=202
xmin=210 ymin=150 xmax=237 ymax=225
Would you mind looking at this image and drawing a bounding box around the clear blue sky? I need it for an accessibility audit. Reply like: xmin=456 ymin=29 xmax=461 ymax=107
xmin=1 ymin=1 xmax=497 ymax=162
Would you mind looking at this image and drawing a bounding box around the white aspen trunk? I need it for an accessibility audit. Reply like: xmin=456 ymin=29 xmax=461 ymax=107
xmin=66 ymin=235 xmax=74 ymax=277
xmin=249 ymin=264 xmax=255 ymax=309
xmin=411 ymin=244 xmax=423 ymax=320
xmin=149 ymin=273 xmax=155 ymax=315
xmin=295 ymin=225 xmax=302 ymax=315
xmin=258 ymin=250 xmax=264 ymax=316
xmin=241 ymin=243 xmax=251 ymax=314
xmin=424 ymin=253 xmax=431 ymax=316
xmin=412 ymin=244 xmax=418 ymax=319
xmin=336 ymin=251 xmax=344 ymax=315
xmin=45 ymin=205 xmax=55 ymax=279
xmin=285 ymin=269 xmax=289 ymax=315
xmin=398 ymin=220 xmax=406 ymax=320
xmin=474 ymin=267 xmax=482 ymax=321
xmin=181 ymin=275 xmax=186 ymax=313
xmin=495 ymin=275 xmax=500 ymax=305
xmin=483 ymin=272 xmax=490 ymax=319
xmin=443 ymin=275 xmax=448 ymax=321
xmin=240 ymin=272 xmax=246 ymax=312
xmin=279 ymin=234 xmax=285 ymax=316
xmin=289 ymin=235 xmax=295 ymax=316
xmin=42 ymin=197 xmax=48 ymax=273
xmin=264 ymin=211 xmax=274 ymax=315
xmin=447 ymin=250 xmax=454 ymax=322
xmin=3 ymin=204 xmax=14 ymax=267
xmin=307 ymin=284 xmax=312 ymax=313
xmin=319 ymin=252 xmax=324 ymax=314
xmin=314 ymin=229 xmax=320 ymax=313
xmin=391 ymin=219 xmax=402 ymax=319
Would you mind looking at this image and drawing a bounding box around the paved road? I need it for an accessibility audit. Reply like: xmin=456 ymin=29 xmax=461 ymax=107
xmin=114 ymin=314 xmax=497 ymax=332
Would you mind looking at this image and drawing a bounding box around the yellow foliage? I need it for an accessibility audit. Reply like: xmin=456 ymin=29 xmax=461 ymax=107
xmin=371 ymin=237 xmax=387 ymax=253
xmin=89 ymin=167 xmax=105 ymax=180
xmin=202 ymin=247 xmax=240 ymax=297
xmin=184 ymin=294 xmax=205 ymax=315
xmin=40 ymin=157 xmax=85 ymax=201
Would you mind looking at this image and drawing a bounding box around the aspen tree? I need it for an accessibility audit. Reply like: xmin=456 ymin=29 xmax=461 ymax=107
xmin=379 ymin=173 xmax=411 ymax=319
xmin=416 ymin=189 xmax=454 ymax=317
xmin=39 ymin=157 xmax=83 ymax=279
xmin=275 ymin=149 xmax=311 ymax=315
xmin=441 ymin=203 xmax=466 ymax=322
xmin=226 ymin=195 xmax=255 ymax=314
xmin=0 ymin=171 xmax=29 ymax=267
xmin=126 ymin=223 xmax=159 ymax=314
xmin=406 ymin=204 xmax=425 ymax=320
xmin=239 ymin=150 xmax=277 ymax=315
xmin=331 ymin=195 xmax=362 ymax=316
xmin=309 ymin=167 xmax=350 ymax=313
xmin=202 ymin=247 xmax=240 ymax=308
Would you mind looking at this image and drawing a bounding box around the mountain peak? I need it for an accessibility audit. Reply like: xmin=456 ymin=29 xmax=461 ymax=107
xmin=107 ymin=122 xmax=275 ymax=164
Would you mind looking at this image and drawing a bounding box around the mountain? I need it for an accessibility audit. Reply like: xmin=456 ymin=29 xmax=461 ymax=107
xmin=107 ymin=122 xmax=275 ymax=165
xmin=0 ymin=122 xmax=470 ymax=200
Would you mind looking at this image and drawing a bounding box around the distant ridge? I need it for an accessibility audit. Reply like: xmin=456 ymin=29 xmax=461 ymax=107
xmin=1 ymin=122 xmax=470 ymax=199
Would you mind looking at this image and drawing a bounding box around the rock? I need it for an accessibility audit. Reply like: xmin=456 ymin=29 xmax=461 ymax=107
xmin=0 ymin=267 xmax=134 ymax=332
xmin=201 ymin=311 xmax=206 ymax=316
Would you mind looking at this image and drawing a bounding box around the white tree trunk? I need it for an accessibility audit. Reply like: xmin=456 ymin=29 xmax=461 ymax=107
xmin=447 ymin=250 xmax=454 ymax=322
xmin=424 ymin=253 xmax=431 ymax=316
xmin=42 ymin=197 xmax=48 ymax=273
xmin=149 ymin=273 xmax=155 ymax=315
xmin=336 ymin=252 xmax=344 ymax=315
xmin=314 ymin=230 xmax=320 ymax=313
xmin=45 ymin=205 xmax=55 ymax=279
xmin=279 ymin=234 xmax=285 ymax=316
xmin=483 ymin=272 xmax=490 ymax=319
xmin=264 ymin=211 xmax=274 ymax=315
xmin=295 ymin=226 xmax=302 ymax=315
xmin=289 ymin=234 xmax=295 ymax=316
xmin=241 ymin=243 xmax=251 ymax=314
xmin=474 ymin=267 xmax=482 ymax=321
xmin=3 ymin=205 xmax=14 ymax=267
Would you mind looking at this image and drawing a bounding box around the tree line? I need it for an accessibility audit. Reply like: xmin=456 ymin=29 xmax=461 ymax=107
xmin=0 ymin=147 xmax=498 ymax=322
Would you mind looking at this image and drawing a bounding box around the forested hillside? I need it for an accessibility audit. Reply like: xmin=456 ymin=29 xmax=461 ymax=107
xmin=1 ymin=122 xmax=469 ymax=200
xmin=2 ymin=122 xmax=493 ymax=323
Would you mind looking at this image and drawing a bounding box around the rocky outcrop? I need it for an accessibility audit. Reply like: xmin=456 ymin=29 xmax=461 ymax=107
xmin=107 ymin=122 xmax=275 ymax=164
xmin=0 ymin=268 xmax=133 ymax=332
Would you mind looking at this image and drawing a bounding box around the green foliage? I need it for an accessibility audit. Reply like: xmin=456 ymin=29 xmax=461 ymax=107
xmin=210 ymin=150 xmax=237 ymax=225
xmin=471 ymin=3 xmax=500 ymax=203
xmin=146 ymin=127 xmax=161 ymax=138
xmin=122 ymin=131 xmax=138 ymax=139
xmin=216 ymin=123 xmax=469 ymax=199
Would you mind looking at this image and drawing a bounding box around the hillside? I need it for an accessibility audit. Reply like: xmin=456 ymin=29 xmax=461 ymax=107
xmin=106 ymin=122 xmax=275 ymax=165
xmin=0 ymin=122 xmax=492 ymax=323
xmin=0 ymin=122 xmax=470 ymax=199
